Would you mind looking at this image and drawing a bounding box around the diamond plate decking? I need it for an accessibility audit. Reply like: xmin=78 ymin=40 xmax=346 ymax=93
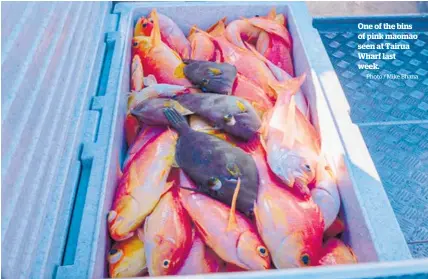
xmin=315 ymin=16 xmax=428 ymax=258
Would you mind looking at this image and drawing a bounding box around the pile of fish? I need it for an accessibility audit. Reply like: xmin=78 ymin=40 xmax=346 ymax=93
xmin=107 ymin=8 xmax=357 ymax=278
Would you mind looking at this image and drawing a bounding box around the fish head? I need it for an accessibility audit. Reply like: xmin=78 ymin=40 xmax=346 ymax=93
xmin=273 ymin=232 xmax=317 ymax=268
xmin=108 ymin=235 xmax=147 ymax=277
xmin=318 ymin=238 xmax=357 ymax=265
xmin=108 ymin=195 xmax=142 ymax=241
xmin=148 ymin=234 xmax=184 ymax=275
xmin=132 ymin=36 xmax=153 ymax=56
xmin=134 ymin=16 xmax=154 ymax=36
xmin=268 ymin=146 xmax=317 ymax=188
xmin=217 ymin=98 xmax=261 ymax=140
xmin=236 ymin=231 xmax=271 ymax=270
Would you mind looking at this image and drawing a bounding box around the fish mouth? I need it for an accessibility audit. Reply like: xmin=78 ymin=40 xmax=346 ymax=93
xmin=273 ymin=236 xmax=300 ymax=269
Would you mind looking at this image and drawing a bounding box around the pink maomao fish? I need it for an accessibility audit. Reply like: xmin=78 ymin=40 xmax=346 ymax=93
xmin=194 ymin=19 xmax=279 ymax=101
xmin=135 ymin=10 xmax=191 ymax=59
xmin=178 ymin=170 xmax=271 ymax=270
xmin=108 ymin=128 xmax=177 ymax=241
xmin=318 ymin=238 xmax=357 ymax=265
xmin=132 ymin=10 xmax=192 ymax=86
xmin=176 ymin=229 xmax=222 ymax=275
xmin=245 ymin=42 xmax=309 ymax=119
xmin=140 ymin=189 xmax=193 ymax=276
xmin=239 ymin=139 xmax=324 ymax=268
xmin=261 ymin=74 xmax=321 ymax=197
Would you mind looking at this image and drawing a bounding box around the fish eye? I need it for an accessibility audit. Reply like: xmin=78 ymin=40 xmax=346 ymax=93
xmin=201 ymin=78 xmax=209 ymax=85
xmin=149 ymin=18 xmax=154 ymax=23
xmin=132 ymin=41 xmax=139 ymax=47
xmin=300 ymin=253 xmax=310 ymax=266
xmin=257 ymin=246 xmax=268 ymax=257
xmin=255 ymin=15 xmax=260 ymax=17
xmin=223 ymin=114 xmax=236 ymax=126
xmin=108 ymin=249 xmax=123 ymax=264
xmin=207 ymin=177 xmax=222 ymax=191
xmin=142 ymin=23 xmax=147 ymax=28
xmin=162 ymin=259 xmax=170 ymax=268
xmin=304 ymin=164 xmax=311 ymax=172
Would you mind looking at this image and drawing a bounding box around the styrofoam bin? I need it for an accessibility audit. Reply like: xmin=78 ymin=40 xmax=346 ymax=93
xmin=56 ymin=2 xmax=422 ymax=279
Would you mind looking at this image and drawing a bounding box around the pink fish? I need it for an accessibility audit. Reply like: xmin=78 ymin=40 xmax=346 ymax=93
xmin=176 ymin=229 xmax=222 ymax=275
xmin=108 ymin=129 xmax=177 ymax=241
xmin=132 ymin=10 xmax=192 ymax=86
xmin=239 ymin=138 xmax=324 ymax=268
xmin=178 ymin=170 xmax=271 ymax=270
xmin=135 ymin=10 xmax=191 ymax=59
xmin=261 ymin=74 xmax=321 ymax=196
xmin=141 ymin=188 xmax=193 ymax=276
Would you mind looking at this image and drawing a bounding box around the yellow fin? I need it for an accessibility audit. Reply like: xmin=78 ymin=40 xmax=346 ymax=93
xmin=174 ymin=63 xmax=186 ymax=79
xmin=226 ymin=178 xmax=241 ymax=232
xmin=236 ymin=100 xmax=247 ymax=112
xmin=208 ymin=67 xmax=222 ymax=76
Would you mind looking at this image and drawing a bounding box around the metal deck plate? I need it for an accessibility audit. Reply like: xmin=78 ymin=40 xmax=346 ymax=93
xmin=314 ymin=16 xmax=428 ymax=258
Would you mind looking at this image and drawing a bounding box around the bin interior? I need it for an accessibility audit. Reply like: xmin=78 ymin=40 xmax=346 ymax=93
xmin=91 ymin=3 xmax=409 ymax=278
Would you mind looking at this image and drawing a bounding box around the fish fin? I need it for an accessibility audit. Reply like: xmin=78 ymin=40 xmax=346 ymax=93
xmin=226 ymin=178 xmax=241 ymax=232
xmin=253 ymin=200 xmax=260 ymax=226
xmin=188 ymin=24 xmax=197 ymax=38
xmin=275 ymin=14 xmax=286 ymax=26
xmin=206 ymin=17 xmax=227 ymax=35
xmin=208 ymin=67 xmax=222 ymax=76
xmin=150 ymin=9 xmax=162 ymax=47
xmin=174 ymin=63 xmax=187 ymax=79
xmin=143 ymin=74 xmax=157 ymax=87
xmin=163 ymin=107 xmax=190 ymax=134
xmin=269 ymin=73 xmax=306 ymax=100
xmin=267 ymin=8 xmax=277 ymax=20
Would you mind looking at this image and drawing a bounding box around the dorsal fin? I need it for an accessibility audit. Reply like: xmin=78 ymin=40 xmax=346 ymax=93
xmin=206 ymin=17 xmax=227 ymax=37
xmin=267 ymin=8 xmax=277 ymax=20
xmin=150 ymin=9 xmax=162 ymax=46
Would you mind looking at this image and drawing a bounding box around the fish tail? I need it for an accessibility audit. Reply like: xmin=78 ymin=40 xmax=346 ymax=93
xmin=163 ymin=107 xmax=190 ymax=134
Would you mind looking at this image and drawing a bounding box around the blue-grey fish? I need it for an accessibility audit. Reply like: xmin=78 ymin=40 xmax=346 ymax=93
xmin=163 ymin=107 xmax=259 ymax=215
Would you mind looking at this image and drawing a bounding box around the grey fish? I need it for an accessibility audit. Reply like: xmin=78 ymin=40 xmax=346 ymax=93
xmin=163 ymin=107 xmax=259 ymax=215
xmin=130 ymin=98 xmax=193 ymax=126
xmin=183 ymin=60 xmax=237 ymax=95
xmin=174 ymin=93 xmax=261 ymax=141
